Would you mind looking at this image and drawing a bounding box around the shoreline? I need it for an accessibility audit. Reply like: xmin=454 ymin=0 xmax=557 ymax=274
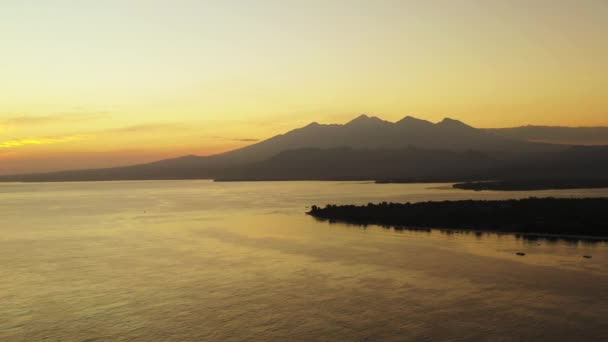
xmin=453 ymin=179 xmax=608 ymax=191
xmin=307 ymin=197 xmax=608 ymax=239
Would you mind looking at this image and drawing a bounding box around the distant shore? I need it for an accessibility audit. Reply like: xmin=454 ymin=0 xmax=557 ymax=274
xmin=453 ymin=179 xmax=608 ymax=191
xmin=307 ymin=197 xmax=608 ymax=238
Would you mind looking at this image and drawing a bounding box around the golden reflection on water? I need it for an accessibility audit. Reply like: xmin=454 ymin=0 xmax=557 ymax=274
xmin=1 ymin=181 xmax=607 ymax=340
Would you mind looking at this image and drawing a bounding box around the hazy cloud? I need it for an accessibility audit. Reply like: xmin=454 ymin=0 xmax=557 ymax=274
xmin=1 ymin=112 xmax=105 ymax=126
xmin=210 ymin=136 xmax=260 ymax=142
xmin=0 ymin=135 xmax=87 ymax=149
xmin=106 ymin=123 xmax=186 ymax=133
xmin=232 ymin=138 xmax=259 ymax=142
xmin=0 ymin=120 xmax=258 ymax=152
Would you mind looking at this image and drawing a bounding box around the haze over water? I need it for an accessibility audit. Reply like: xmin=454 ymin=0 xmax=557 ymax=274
xmin=2 ymin=181 xmax=607 ymax=340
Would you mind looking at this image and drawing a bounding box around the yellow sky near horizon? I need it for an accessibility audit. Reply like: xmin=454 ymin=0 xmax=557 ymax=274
xmin=1 ymin=0 xmax=607 ymax=174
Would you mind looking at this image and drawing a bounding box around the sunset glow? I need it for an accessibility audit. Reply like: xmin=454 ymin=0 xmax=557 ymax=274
xmin=1 ymin=0 xmax=607 ymax=174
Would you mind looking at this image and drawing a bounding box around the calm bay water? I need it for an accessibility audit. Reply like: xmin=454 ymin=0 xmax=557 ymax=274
xmin=1 ymin=180 xmax=607 ymax=341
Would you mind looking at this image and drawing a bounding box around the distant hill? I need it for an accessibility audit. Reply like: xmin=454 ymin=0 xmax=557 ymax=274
xmin=1 ymin=115 xmax=605 ymax=182
xmin=215 ymin=147 xmax=497 ymax=181
xmin=491 ymin=145 xmax=608 ymax=180
xmin=217 ymin=144 xmax=608 ymax=182
xmin=487 ymin=126 xmax=608 ymax=145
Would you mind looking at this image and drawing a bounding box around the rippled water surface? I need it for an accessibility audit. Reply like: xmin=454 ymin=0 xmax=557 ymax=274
xmin=1 ymin=181 xmax=607 ymax=341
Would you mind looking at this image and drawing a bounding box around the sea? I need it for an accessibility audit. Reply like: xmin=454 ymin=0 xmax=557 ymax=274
xmin=1 ymin=180 xmax=607 ymax=341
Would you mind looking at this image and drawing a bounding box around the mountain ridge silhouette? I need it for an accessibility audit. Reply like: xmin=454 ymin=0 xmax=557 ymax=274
xmin=1 ymin=115 xmax=606 ymax=182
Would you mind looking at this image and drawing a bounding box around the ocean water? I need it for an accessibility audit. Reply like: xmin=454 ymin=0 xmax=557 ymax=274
xmin=1 ymin=180 xmax=607 ymax=341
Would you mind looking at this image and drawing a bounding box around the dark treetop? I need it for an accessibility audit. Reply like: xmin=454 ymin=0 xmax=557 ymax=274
xmin=453 ymin=179 xmax=608 ymax=191
xmin=307 ymin=197 xmax=608 ymax=237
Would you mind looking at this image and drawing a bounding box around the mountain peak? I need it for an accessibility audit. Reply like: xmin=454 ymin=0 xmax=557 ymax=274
xmin=346 ymin=114 xmax=387 ymax=126
xmin=437 ymin=117 xmax=473 ymax=129
xmin=396 ymin=116 xmax=433 ymax=126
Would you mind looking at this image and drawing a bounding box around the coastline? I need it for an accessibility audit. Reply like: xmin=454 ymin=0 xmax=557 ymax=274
xmin=307 ymin=197 xmax=608 ymax=239
xmin=453 ymin=179 xmax=608 ymax=191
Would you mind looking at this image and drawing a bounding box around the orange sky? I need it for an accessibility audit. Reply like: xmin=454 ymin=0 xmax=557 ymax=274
xmin=1 ymin=1 xmax=607 ymax=175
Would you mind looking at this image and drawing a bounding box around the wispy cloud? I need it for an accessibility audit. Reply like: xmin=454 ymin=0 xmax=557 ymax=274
xmin=1 ymin=112 xmax=106 ymax=126
xmin=0 ymin=135 xmax=87 ymax=149
xmin=106 ymin=123 xmax=186 ymax=133
xmin=231 ymin=138 xmax=259 ymax=142
xmin=210 ymin=136 xmax=260 ymax=142
xmin=0 ymin=122 xmax=187 ymax=150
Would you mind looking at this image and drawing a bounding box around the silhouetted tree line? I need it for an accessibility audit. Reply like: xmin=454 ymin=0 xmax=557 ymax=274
xmin=308 ymin=198 xmax=608 ymax=237
xmin=453 ymin=179 xmax=608 ymax=191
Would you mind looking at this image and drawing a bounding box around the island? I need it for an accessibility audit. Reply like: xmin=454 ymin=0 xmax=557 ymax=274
xmin=307 ymin=197 xmax=608 ymax=238
xmin=453 ymin=179 xmax=608 ymax=191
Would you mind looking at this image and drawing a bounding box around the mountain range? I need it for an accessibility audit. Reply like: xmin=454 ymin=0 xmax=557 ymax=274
xmin=1 ymin=115 xmax=607 ymax=182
